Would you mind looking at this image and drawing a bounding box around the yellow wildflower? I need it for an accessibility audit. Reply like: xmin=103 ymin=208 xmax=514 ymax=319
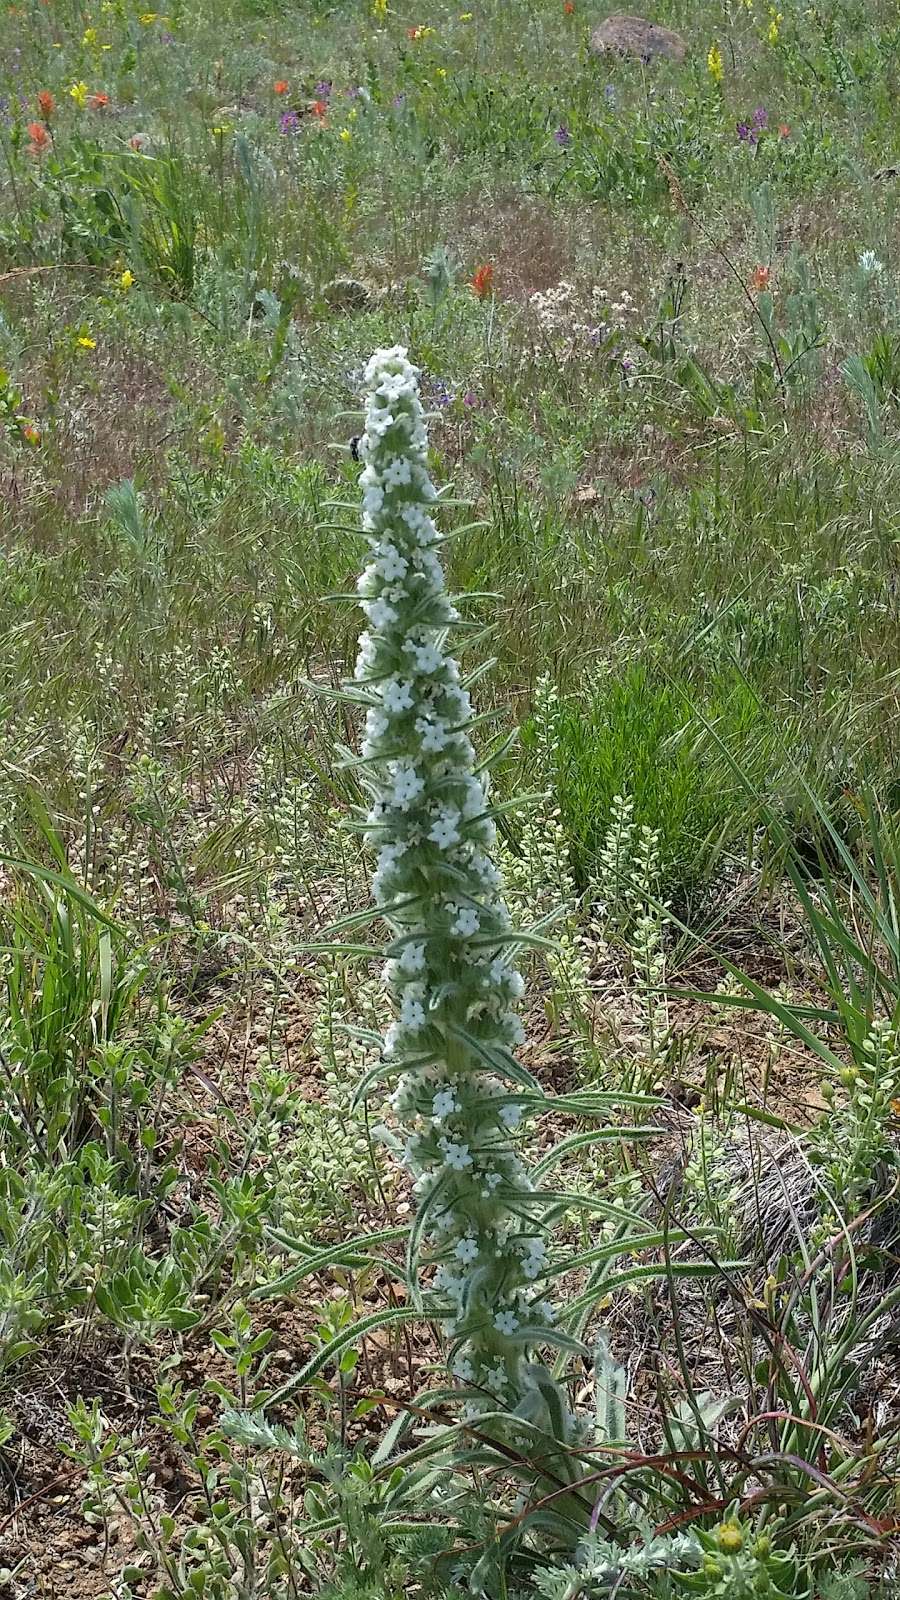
xmin=118 ymin=268 xmax=134 ymax=289
xmin=372 ymin=0 xmax=388 ymax=13
xmin=82 ymin=26 xmax=98 ymax=44
xmin=435 ymin=66 xmax=446 ymax=78
xmin=69 ymin=80 xmax=89 ymax=107
xmin=77 ymin=334 xmax=97 ymax=349
xmin=139 ymin=10 xmax=158 ymax=22
xmin=716 ymin=1524 xmax=744 ymax=1555
xmin=706 ymin=43 xmax=723 ymax=82
xmin=339 ymin=127 xmax=352 ymax=142
xmin=459 ymin=9 xmax=473 ymax=16
xmin=767 ymin=5 xmax=782 ymax=41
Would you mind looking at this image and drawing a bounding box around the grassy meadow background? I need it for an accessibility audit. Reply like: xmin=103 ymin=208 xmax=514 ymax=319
xmin=2 ymin=0 xmax=900 ymax=1593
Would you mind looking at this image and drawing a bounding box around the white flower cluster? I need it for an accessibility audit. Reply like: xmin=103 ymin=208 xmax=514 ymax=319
xmin=527 ymin=281 xmax=634 ymax=363
xmin=351 ymin=346 xmax=557 ymax=1410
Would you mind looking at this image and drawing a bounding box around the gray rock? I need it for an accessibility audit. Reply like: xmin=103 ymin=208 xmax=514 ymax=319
xmin=323 ymin=276 xmax=373 ymax=312
xmin=590 ymin=13 xmax=688 ymax=63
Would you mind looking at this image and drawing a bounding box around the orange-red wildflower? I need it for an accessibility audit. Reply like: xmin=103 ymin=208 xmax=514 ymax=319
xmin=778 ymin=122 xmax=791 ymax=138
xmin=88 ymin=92 xmax=109 ymax=110
xmin=471 ymin=262 xmax=494 ymax=300
xmin=37 ymin=89 xmax=55 ymax=120
xmin=273 ymin=79 xmax=289 ymax=94
xmin=750 ymin=264 xmax=771 ymax=291
xmin=563 ymin=1 xmax=575 ymax=13
xmin=311 ymin=98 xmax=328 ymax=118
xmin=26 ymin=120 xmax=51 ymax=154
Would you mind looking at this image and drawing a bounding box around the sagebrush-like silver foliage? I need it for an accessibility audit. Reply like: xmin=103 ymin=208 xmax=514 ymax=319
xmin=351 ymin=346 xmax=556 ymax=1412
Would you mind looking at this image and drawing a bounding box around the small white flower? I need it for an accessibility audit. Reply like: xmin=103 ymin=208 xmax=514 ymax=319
xmin=399 ymin=941 xmax=427 ymax=974
xmin=407 ymin=640 xmax=444 ymax=675
xmin=362 ymin=596 xmax=398 ymax=630
xmin=382 ymin=677 xmax=414 ymax=715
xmin=383 ymin=456 xmax=413 ymax=489
xmin=441 ymin=1140 xmax=473 ymax=1170
xmin=354 ymin=631 xmax=378 ymax=680
xmin=450 ymin=905 xmax=480 ymax=937
xmin=373 ymin=541 xmax=408 ymax=581
xmin=382 ymin=1021 xmax=402 ymax=1058
xmin=416 ymin=716 xmax=449 ymax=753
xmin=499 ymin=1102 xmax=523 ymax=1130
xmin=461 ymin=779 xmax=486 ymax=819
xmin=400 ymin=987 xmax=427 ymax=1030
xmin=455 ymin=1235 xmax=479 ymax=1264
xmin=432 ymin=1088 xmax=458 ymax=1118
xmin=365 ymin=707 xmax=390 ymax=741
xmin=521 ymin=1237 xmax=546 ymax=1279
xmin=434 ymin=1263 xmax=463 ymax=1296
xmin=390 ymin=761 xmax=425 ymax=809
xmin=428 ymin=808 xmax=461 ymax=850
xmin=494 ymin=1310 xmax=519 ymax=1336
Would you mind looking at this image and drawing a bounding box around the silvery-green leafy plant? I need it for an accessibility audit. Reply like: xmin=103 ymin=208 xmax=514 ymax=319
xmin=347 ymin=345 xmax=560 ymax=1413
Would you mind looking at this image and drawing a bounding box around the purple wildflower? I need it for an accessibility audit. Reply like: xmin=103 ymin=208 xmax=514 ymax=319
xmin=427 ymin=376 xmax=455 ymax=407
xmin=315 ymin=79 xmax=332 ymax=99
xmin=737 ymin=106 xmax=769 ymax=146
xmin=554 ymin=124 xmax=572 ymax=147
xmin=279 ymin=109 xmax=301 ymax=133
xmin=392 ymin=92 xmax=406 ymax=109
xmin=463 ymin=390 xmax=478 ymax=408
xmin=604 ymin=83 xmax=617 ymax=105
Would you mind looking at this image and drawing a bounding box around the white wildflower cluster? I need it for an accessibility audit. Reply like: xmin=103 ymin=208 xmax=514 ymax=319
xmin=813 ymin=1017 xmax=900 ymax=1217
xmin=597 ymin=794 xmax=670 ymax=1061
xmin=351 ymin=346 xmax=557 ymax=1409
xmin=527 ymin=281 xmax=634 ymax=364
xmin=858 ymin=249 xmax=884 ymax=278
xmin=275 ymin=965 xmax=381 ymax=1236
xmin=500 ymin=676 xmax=595 ymax=1063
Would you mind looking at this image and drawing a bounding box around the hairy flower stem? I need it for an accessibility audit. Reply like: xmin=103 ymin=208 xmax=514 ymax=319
xmin=350 ymin=346 xmax=556 ymax=1413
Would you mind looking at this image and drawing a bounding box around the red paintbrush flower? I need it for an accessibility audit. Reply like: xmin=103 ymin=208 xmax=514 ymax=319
xmin=471 ymin=262 xmax=494 ymax=299
xmin=26 ymin=120 xmax=51 ymax=154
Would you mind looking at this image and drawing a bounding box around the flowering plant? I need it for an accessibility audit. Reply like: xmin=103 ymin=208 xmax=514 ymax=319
xmin=470 ymin=262 xmax=494 ymax=300
xmin=347 ymin=346 xmax=561 ymax=1412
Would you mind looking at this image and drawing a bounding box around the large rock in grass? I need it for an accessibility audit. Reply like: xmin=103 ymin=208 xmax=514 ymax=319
xmin=590 ymin=14 xmax=688 ymax=63
xmin=323 ymin=276 xmax=374 ymax=312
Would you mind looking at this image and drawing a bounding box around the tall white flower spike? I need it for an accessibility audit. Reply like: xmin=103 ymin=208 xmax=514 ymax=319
xmin=351 ymin=346 xmax=556 ymax=1413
